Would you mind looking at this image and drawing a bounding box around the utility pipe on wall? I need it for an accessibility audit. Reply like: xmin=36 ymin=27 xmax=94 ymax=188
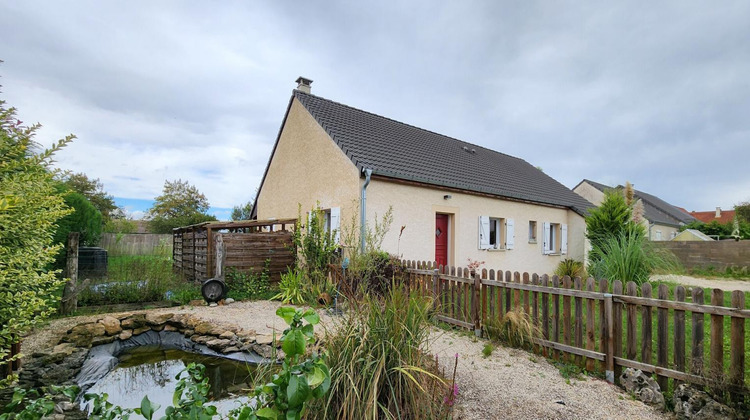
xmin=360 ymin=168 xmax=372 ymax=254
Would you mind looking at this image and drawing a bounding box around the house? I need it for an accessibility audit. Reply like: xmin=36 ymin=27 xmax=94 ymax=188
xmin=687 ymin=207 xmax=736 ymax=224
xmin=253 ymin=77 xmax=595 ymax=274
xmin=672 ymin=229 xmax=714 ymax=242
xmin=573 ymin=179 xmax=696 ymax=241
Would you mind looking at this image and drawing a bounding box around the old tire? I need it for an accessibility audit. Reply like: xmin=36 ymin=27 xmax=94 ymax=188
xmin=201 ymin=278 xmax=227 ymax=303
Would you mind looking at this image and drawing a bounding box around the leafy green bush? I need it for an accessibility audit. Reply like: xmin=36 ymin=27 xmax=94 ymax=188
xmin=311 ymin=286 xmax=450 ymax=419
xmin=554 ymin=258 xmax=585 ymax=279
xmin=225 ymin=260 xmax=275 ymax=301
xmin=273 ymin=269 xmax=306 ymax=305
xmin=585 ymin=189 xmax=643 ymax=271
xmin=0 ymin=385 xmax=79 ymax=419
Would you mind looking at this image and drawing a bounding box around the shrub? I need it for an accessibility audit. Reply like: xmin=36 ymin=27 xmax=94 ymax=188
xmin=585 ymin=189 xmax=643 ymax=271
xmin=589 ymin=232 xmax=681 ymax=285
xmin=311 ymin=286 xmax=450 ymax=419
xmin=273 ymin=269 xmax=306 ymax=305
xmin=225 ymin=260 xmax=274 ymax=301
xmin=554 ymin=258 xmax=585 ymax=278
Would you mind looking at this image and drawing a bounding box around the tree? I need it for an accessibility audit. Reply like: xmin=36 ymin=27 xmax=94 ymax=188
xmin=585 ymin=189 xmax=644 ymax=276
xmin=54 ymin=189 xmax=102 ymax=246
xmin=736 ymin=201 xmax=750 ymax=224
xmin=147 ymin=179 xmax=216 ymax=233
xmin=231 ymin=201 xmax=254 ymax=221
xmin=61 ymin=172 xmax=121 ymax=221
xmin=0 ymin=99 xmax=73 ymax=384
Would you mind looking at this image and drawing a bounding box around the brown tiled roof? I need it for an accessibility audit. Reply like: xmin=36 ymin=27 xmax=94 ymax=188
xmin=295 ymin=91 xmax=594 ymax=216
xmin=689 ymin=210 xmax=735 ymax=224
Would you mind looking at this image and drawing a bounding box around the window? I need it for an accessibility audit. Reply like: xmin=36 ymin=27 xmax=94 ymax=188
xmin=308 ymin=207 xmax=341 ymax=244
xmin=528 ymin=221 xmax=537 ymax=243
xmin=478 ymin=216 xmax=514 ymax=250
xmin=542 ymin=222 xmax=567 ymax=255
xmin=655 ymin=230 xmax=662 ymax=241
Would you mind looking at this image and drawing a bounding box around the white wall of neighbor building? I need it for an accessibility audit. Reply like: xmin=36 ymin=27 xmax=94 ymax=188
xmin=573 ymin=182 xmax=606 ymax=206
xmin=366 ymin=179 xmax=587 ymax=275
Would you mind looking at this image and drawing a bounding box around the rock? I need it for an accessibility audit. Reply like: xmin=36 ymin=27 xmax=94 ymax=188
xmin=222 ymin=346 xmax=241 ymax=354
xmin=119 ymin=330 xmax=133 ymax=340
xmin=673 ymin=384 xmax=737 ymax=420
xmin=64 ymin=323 xmax=107 ymax=347
xmin=92 ymin=335 xmax=117 ymax=346
xmin=206 ymin=338 xmax=232 ymax=351
xmin=183 ymin=329 xmax=195 ymax=337
xmin=252 ymin=344 xmax=275 ymax=359
xmin=151 ymin=324 xmax=165 ymax=332
xmin=619 ymin=368 xmax=665 ymax=410
xmin=194 ymin=322 xmax=216 ymax=335
xmin=52 ymin=343 xmax=77 ymax=356
xmin=121 ymin=314 xmax=147 ymax=329
xmin=133 ymin=326 xmax=151 ymax=336
xmin=164 ymin=325 xmax=179 ymax=332
xmin=116 ymin=312 xmax=134 ymax=320
xmin=255 ymin=334 xmax=275 ymax=345
xmin=191 ymin=335 xmax=211 ymax=345
xmin=98 ymin=316 xmax=122 ymax=335
xmin=189 ymin=299 xmax=205 ymax=306
xmin=186 ymin=315 xmax=202 ymax=329
xmin=209 ymin=302 xmax=218 ymax=307
xmin=225 ymin=298 xmax=235 ymax=304
xmin=219 ymin=331 xmax=236 ymax=340
xmin=146 ymin=312 xmax=174 ymax=325
xmin=169 ymin=313 xmax=190 ymax=328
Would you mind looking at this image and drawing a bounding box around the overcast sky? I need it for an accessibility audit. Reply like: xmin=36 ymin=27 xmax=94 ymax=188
xmin=2 ymin=1 xmax=748 ymax=219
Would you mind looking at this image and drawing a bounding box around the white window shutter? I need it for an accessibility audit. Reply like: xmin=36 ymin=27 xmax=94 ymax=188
xmin=543 ymin=222 xmax=551 ymax=254
xmin=505 ymin=218 xmax=514 ymax=250
xmin=478 ymin=216 xmax=490 ymax=250
xmin=561 ymin=223 xmax=568 ymax=255
xmin=306 ymin=211 xmax=313 ymax=231
xmin=330 ymin=207 xmax=341 ymax=244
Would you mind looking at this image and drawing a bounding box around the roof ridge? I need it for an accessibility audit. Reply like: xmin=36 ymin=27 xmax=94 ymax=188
xmin=294 ymin=90 xmax=523 ymax=163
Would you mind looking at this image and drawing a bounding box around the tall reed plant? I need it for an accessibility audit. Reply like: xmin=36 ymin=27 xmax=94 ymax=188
xmin=310 ymin=286 xmax=450 ymax=419
xmin=589 ymin=232 xmax=681 ymax=285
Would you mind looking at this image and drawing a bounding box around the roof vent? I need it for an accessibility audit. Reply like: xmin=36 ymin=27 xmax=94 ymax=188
xmin=471 ymin=148 xmax=476 ymax=154
xmin=295 ymin=76 xmax=313 ymax=94
xmin=462 ymin=146 xmax=469 ymax=152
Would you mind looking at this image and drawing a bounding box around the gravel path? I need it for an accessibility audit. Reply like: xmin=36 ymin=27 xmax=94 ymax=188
xmin=24 ymin=301 xmax=666 ymax=419
xmin=429 ymin=329 xmax=667 ymax=419
xmin=651 ymin=274 xmax=750 ymax=292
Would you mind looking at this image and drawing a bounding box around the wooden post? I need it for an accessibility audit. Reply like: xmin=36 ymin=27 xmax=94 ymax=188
xmin=613 ymin=280 xmax=623 ymax=382
xmin=473 ymin=272 xmax=481 ymax=336
xmin=604 ymin=293 xmax=614 ymax=383
xmin=552 ymin=275 xmax=560 ymax=359
xmin=541 ymin=274 xmax=550 ymax=357
xmin=674 ymin=286 xmax=686 ymax=374
xmin=641 ymin=283 xmax=653 ymax=365
xmin=730 ymin=291 xmax=745 ymax=400
xmin=214 ymin=233 xmax=226 ymax=279
xmin=657 ymin=284 xmax=669 ymax=392
xmin=574 ymin=277 xmax=583 ymax=366
xmin=585 ymin=277 xmax=596 ymax=372
xmin=432 ymin=269 xmax=440 ymax=312
xmin=599 ymin=279 xmax=608 ymax=371
xmin=690 ymin=288 xmax=704 ymax=375
xmin=60 ymin=232 xmax=80 ymax=315
xmin=710 ymin=289 xmax=724 ymax=378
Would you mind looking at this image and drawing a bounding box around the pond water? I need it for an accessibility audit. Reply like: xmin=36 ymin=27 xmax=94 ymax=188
xmin=85 ymin=345 xmax=258 ymax=415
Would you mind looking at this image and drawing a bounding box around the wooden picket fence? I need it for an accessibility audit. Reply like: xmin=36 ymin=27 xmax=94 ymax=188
xmin=401 ymin=260 xmax=749 ymax=400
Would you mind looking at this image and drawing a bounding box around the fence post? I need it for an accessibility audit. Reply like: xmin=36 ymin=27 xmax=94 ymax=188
xmin=604 ymin=293 xmax=614 ymax=384
xmin=473 ymin=272 xmax=481 ymax=337
xmin=60 ymin=232 xmax=80 ymax=315
xmin=432 ymin=269 xmax=440 ymax=312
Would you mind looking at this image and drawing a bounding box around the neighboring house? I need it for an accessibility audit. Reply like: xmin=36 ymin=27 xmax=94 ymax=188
xmin=672 ymin=229 xmax=714 ymax=242
xmin=573 ymin=179 xmax=696 ymax=241
xmin=687 ymin=207 xmax=736 ymax=224
xmin=253 ymin=78 xmax=595 ymax=274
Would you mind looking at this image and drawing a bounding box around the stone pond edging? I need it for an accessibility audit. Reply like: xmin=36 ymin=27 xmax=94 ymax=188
xmin=10 ymin=311 xmax=282 ymax=418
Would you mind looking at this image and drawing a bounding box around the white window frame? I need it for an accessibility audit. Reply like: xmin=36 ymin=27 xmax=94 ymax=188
xmin=479 ymin=216 xmax=514 ymax=250
xmin=308 ymin=206 xmax=341 ymax=244
xmin=528 ymin=220 xmax=537 ymax=243
xmin=543 ymin=222 xmax=567 ymax=255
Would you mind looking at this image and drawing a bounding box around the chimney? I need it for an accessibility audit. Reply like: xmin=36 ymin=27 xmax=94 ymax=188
xmin=715 ymin=207 xmax=721 ymax=218
xmin=295 ymin=76 xmax=313 ymax=94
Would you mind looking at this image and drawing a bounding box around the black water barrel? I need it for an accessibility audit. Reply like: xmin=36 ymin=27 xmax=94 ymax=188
xmin=201 ymin=278 xmax=227 ymax=303
xmin=78 ymin=247 xmax=108 ymax=278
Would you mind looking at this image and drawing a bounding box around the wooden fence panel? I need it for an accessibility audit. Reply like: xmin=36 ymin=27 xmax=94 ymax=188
xmin=674 ymin=286 xmax=686 ymax=373
xmin=691 ymin=288 xmax=704 ymax=375
xmin=710 ymin=289 xmax=724 ymax=377
xmin=626 ymin=282 xmax=638 ymax=361
xmin=613 ymin=280 xmax=623 ymax=382
xmin=657 ymin=283 xmax=669 ymax=391
xmin=730 ymin=291 xmax=745 ymax=394
xmin=642 ymin=283 xmax=653 ymax=366
xmin=586 ymin=277 xmax=596 ymax=371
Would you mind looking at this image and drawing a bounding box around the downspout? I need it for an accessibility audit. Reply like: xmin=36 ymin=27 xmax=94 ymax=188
xmin=360 ymin=168 xmax=373 ymax=254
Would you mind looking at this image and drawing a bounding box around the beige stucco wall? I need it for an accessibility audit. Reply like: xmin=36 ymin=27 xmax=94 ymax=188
xmin=256 ymin=97 xmax=360 ymax=230
xmin=366 ymin=179 xmax=587 ymax=275
xmin=573 ymin=182 xmax=605 ymax=206
xmin=649 ymin=223 xmax=680 ymax=241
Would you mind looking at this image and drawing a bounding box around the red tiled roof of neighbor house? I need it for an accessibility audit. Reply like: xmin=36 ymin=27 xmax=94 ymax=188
xmin=689 ymin=209 xmax=735 ymax=224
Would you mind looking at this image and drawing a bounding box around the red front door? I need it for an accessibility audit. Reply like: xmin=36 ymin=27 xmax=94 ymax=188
xmin=435 ymin=214 xmax=448 ymax=267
